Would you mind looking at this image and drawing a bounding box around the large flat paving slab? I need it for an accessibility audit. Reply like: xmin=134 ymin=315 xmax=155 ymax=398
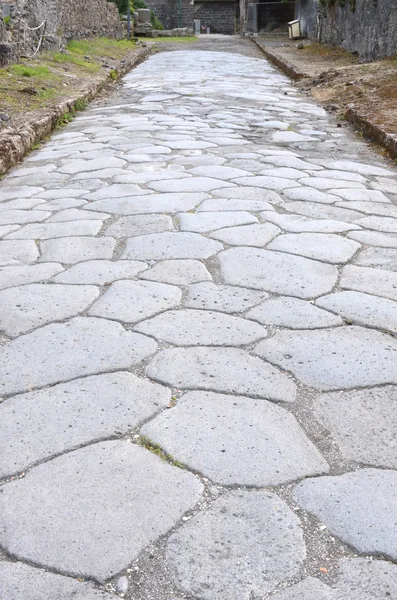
xmin=0 ymin=441 xmax=203 ymax=581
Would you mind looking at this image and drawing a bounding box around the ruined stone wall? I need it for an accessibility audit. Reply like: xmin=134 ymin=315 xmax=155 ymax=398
xmin=297 ymin=0 xmax=397 ymax=61
xmin=193 ymin=1 xmax=235 ymax=33
xmin=15 ymin=0 xmax=122 ymax=43
xmin=144 ymin=0 xmax=176 ymax=29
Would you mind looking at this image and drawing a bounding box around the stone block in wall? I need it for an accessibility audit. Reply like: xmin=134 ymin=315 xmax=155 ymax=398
xmin=0 ymin=42 xmax=18 ymax=66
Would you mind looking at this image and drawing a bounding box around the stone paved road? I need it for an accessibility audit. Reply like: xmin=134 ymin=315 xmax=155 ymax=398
xmin=0 ymin=37 xmax=397 ymax=600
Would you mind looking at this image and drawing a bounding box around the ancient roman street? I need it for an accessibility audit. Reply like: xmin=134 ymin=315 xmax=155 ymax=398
xmin=0 ymin=37 xmax=396 ymax=600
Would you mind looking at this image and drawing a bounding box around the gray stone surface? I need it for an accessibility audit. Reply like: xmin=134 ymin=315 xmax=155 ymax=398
xmin=6 ymin=220 xmax=102 ymax=240
xmin=210 ymin=223 xmax=280 ymax=247
xmin=293 ymin=469 xmax=397 ymax=560
xmin=248 ymin=297 xmax=342 ymax=329
xmin=347 ymin=230 xmax=397 ymax=247
xmin=104 ymin=214 xmax=173 ymax=237
xmin=316 ymin=290 xmax=397 ymax=333
xmin=0 ymin=240 xmax=39 ymax=267
xmin=0 ymin=317 xmax=157 ymax=396
xmin=86 ymin=193 xmax=209 ymax=215
xmin=268 ymin=233 xmax=360 ymax=264
xmin=333 ymin=558 xmax=397 ymax=600
xmin=0 ymin=372 xmax=170 ymax=478
xmin=340 ymin=264 xmax=397 ymax=301
xmin=266 ymin=578 xmax=332 ymax=600
xmin=0 ymin=283 xmax=99 ymax=336
xmin=146 ymin=346 xmax=296 ymax=403
xmin=39 ymin=237 xmax=116 ymax=264
xmin=220 ymin=247 xmax=337 ymax=298
xmin=212 ymin=186 xmax=282 ymax=203
xmin=185 ymin=282 xmax=268 ymax=313
xmin=142 ymin=391 xmax=328 ymax=485
xmin=0 ymin=562 xmax=116 ymax=600
xmin=0 ymin=441 xmax=203 ymax=581
xmin=178 ymin=211 xmax=257 ymax=233
xmin=283 ymin=201 xmax=363 ymax=223
xmin=355 ymin=215 xmax=397 ymax=233
xmin=0 ymin=262 xmax=64 ymax=290
xmin=260 ymin=211 xmax=359 ymax=234
xmin=198 ymin=198 xmax=274 ymax=212
xmin=140 ymin=259 xmax=212 ymax=285
xmin=122 ymin=232 xmax=223 ymax=260
xmin=147 ymin=177 xmax=233 ymax=193
xmin=255 ymin=326 xmax=397 ymax=390
xmin=53 ymin=259 xmax=147 ymax=284
xmin=0 ymin=210 xmax=50 ymax=226
xmin=314 ymin=386 xmax=397 ymax=468
xmin=166 ymin=490 xmax=306 ymax=600
xmin=354 ymin=247 xmax=397 ymax=271
xmin=135 ymin=309 xmax=267 ymax=346
xmin=89 ymin=280 xmax=181 ymax=323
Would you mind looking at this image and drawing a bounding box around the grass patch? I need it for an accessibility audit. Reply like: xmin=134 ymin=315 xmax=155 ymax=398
xmin=137 ymin=435 xmax=185 ymax=469
xmin=9 ymin=64 xmax=53 ymax=78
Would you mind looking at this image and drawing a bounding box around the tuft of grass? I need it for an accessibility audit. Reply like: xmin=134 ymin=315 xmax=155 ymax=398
xmin=9 ymin=64 xmax=52 ymax=78
xmin=52 ymin=52 xmax=100 ymax=71
xmin=147 ymin=36 xmax=197 ymax=43
xmin=137 ymin=435 xmax=185 ymax=468
xmin=109 ymin=68 xmax=118 ymax=80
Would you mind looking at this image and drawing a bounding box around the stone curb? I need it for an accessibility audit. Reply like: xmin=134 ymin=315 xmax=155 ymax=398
xmin=345 ymin=104 xmax=397 ymax=159
xmin=250 ymin=36 xmax=307 ymax=81
xmin=0 ymin=45 xmax=152 ymax=176
xmin=250 ymin=36 xmax=397 ymax=159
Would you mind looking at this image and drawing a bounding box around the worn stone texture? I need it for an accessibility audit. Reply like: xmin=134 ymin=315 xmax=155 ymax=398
xmin=185 ymin=282 xmax=268 ymax=313
xmin=146 ymin=346 xmax=296 ymax=403
xmin=167 ymin=490 xmax=306 ymax=600
xmin=0 ymin=441 xmax=203 ymax=581
xmin=140 ymin=259 xmax=212 ymax=285
xmin=122 ymin=232 xmax=223 ymax=260
xmin=0 ymin=317 xmax=157 ymax=396
xmin=248 ymin=297 xmax=342 ymax=329
xmin=293 ymin=469 xmax=397 ymax=560
xmin=0 ymin=372 xmax=170 ymax=478
xmin=142 ymin=391 xmax=328 ymax=485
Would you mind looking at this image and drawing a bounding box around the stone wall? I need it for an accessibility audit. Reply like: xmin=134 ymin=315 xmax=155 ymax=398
xmin=296 ymin=0 xmax=397 ymax=61
xmin=193 ymin=1 xmax=235 ymax=33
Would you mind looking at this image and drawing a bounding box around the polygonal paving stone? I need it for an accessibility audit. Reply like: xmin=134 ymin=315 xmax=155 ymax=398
xmin=260 ymin=212 xmax=360 ymax=234
xmin=348 ymin=230 xmax=397 ymax=248
xmin=311 ymin=169 xmax=367 ymax=183
xmin=188 ymin=165 xmax=250 ymax=179
xmin=354 ymin=247 xmax=397 ymax=271
xmin=268 ymin=233 xmax=360 ymax=264
xmin=0 ymin=283 xmax=99 ymax=337
xmin=46 ymin=208 xmax=110 ymax=222
xmin=210 ymin=223 xmax=280 ymax=247
xmin=340 ymin=265 xmax=397 ymax=301
xmin=178 ymin=211 xmax=257 ymax=233
xmin=332 ymin=558 xmax=397 ymax=600
xmin=147 ymin=177 xmax=234 ymax=193
xmin=303 ymin=179 xmax=365 ymax=191
xmin=0 ymin=240 xmax=39 ymax=267
xmin=140 ymin=259 xmax=211 ymax=285
xmin=259 ymin=167 xmax=308 ymax=180
xmin=135 ymin=309 xmax=267 ymax=346
xmin=0 ymin=186 xmax=44 ymax=201
xmin=314 ymin=386 xmax=397 ymax=469
xmin=185 ymin=282 xmax=268 ymax=313
xmin=0 ymin=372 xmax=170 ymax=478
xmin=283 ymin=188 xmax=338 ymax=204
xmin=293 ymin=469 xmax=397 ymax=560
xmin=0 ymin=562 xmax=116 ymax=600
xmin=122 ymin=232 xmax=223 ymax=260
xmin=316 ymin=291 xmax=397 ymax=333
xmin=232 ymin=175 xmax=299 ymax=190
xmin=266 ymin=577 xmax=332 ymax=600
xmin=0 ymin=441 xmax=203 ymax=581
xmin=212 ymin=186 xmax=282 ymax=203
xmin=58 ymin=157 xmax=126 ymax=174
xmin=330 ymin=188 xmax=390 ymax=202
xmin=0 ymin=317 xmax=156 ymax=396
xmin=248 ymin=297 xmax=342 ymax=329
xmin=371 ymin=178 xmax=397 ymax=194
xmin=89 ymin=280 xmax=181 ymax=323
xmin=255 ymin=326 xmax=397 ymax=390
xmin=0 ymin=262 xmax=64 ymax=290
xmin=86 ymin=193 xmax=209 ymax=215
xmin=326 ymin=160 xmax=391 ymax=177
xmin=166 ymin=490 xmax=306 ymax=600
xmin=83 ymin=185 xmax=153 ymax=202
xmin=198 ymin=198 xmax=274 ymax=212
xmin=53 ymin=259 xmax=147 ymax=284
xmin=6 ymin=221 xmax=102 ymax=240
xmin=104 ymin=214 xmax=173 ymax=237
xmin=219 ymin=248 xmax=337 ymax=298
xmin=0 ymin=224 xmax=20 ymax=237
xmin=336 ymin=201 xmax=397 ymax=218
xmin=0 ymin=210 xmax=51 ymax=226
xmin=146 ymin=347 xmax=296 ymax=403
xmin=355 ymin=216 xmax=397 ymax=233
xmin=39 ymin=237 xmax=116 ymax=264
xmin=142 ymin=391 xmax=328 ymax=486
xmin=283 ymin=201 xmax=363 ymax=223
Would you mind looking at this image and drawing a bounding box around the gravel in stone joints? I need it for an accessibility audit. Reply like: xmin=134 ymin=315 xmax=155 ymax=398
xmin=0 ymin=38 xmax=397 ymax=600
